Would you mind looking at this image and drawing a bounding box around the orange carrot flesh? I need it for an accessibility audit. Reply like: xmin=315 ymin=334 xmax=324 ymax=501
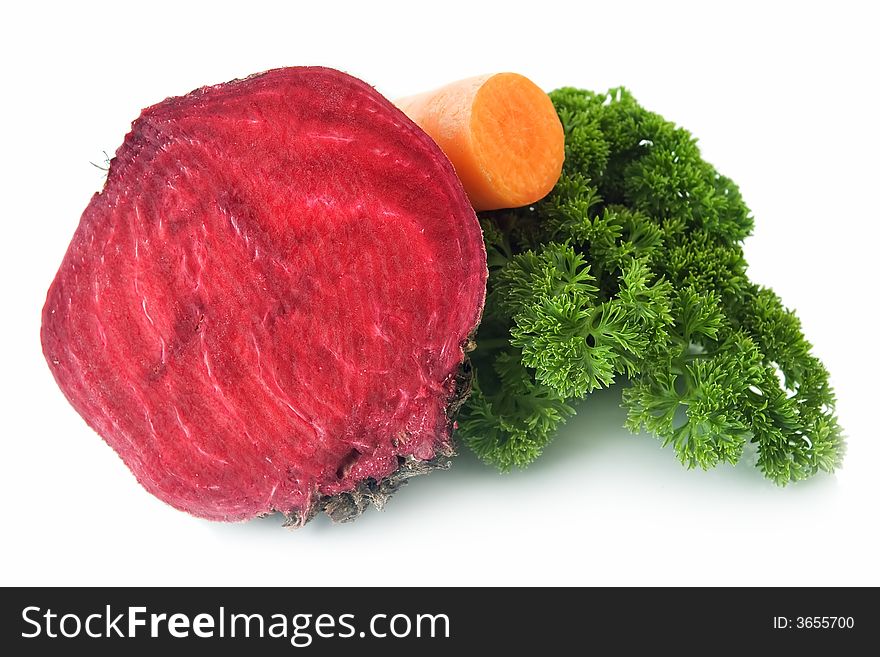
xmin=396 ymin=73 xmax=564 ymax=211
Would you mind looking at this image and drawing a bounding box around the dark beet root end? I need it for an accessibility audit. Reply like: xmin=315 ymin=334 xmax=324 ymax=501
xmin=41 ymin=67 xmax=487 ymax=524
xmin=287 ymin=355 xmax=473 ymax=526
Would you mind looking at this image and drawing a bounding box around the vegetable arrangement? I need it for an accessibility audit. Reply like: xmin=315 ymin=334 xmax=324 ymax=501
xmin=453 ymin=87 xmax=843 ymax=483
xmin=42 ymin=66 xmax=842 ymax=525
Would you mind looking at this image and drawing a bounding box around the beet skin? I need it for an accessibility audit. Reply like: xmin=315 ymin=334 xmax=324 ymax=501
xmin=41 ymin=67 xmax=487 ymax=523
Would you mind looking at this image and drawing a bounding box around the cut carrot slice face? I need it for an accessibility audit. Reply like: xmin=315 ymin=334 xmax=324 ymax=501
xmin=396 ymin=73 xmax=564 ymax=211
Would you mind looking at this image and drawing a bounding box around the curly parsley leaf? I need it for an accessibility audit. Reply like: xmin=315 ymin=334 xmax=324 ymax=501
xmin=458 ymin=86 xmax=844 ymax=484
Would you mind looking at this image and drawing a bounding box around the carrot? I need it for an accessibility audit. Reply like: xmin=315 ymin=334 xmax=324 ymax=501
xmin=396 ymin=73 xmax=565 ymax=212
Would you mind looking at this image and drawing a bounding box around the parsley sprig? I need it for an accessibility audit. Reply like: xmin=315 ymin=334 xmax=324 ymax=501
xmin=458 ymin=87 xmax=844 ymax=484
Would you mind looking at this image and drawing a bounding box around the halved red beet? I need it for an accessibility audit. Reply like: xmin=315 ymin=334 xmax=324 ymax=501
xmin=41 ymin=67 xmax=487 ymax=523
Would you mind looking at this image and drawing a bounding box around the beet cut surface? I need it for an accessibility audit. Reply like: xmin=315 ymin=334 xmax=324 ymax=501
xmin=41 ymin=67 xmax=487 ymax=522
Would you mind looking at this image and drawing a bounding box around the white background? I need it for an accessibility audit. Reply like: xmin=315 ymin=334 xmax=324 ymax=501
xmin=2 ymin=0 xmax=878 ymax=586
